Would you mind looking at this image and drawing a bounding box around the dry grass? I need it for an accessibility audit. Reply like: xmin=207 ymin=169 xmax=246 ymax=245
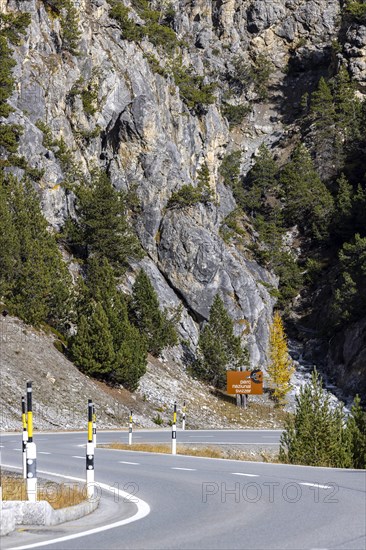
xmin=102 ymin=442 xmax=279 ymax=463
xmin=209 ymin=392 xmax=289 ymax=428
xmin=1 ymin=474 xmax=86 ymax=509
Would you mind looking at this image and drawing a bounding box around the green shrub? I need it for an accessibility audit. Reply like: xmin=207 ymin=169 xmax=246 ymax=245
xmin=171 ymin=62 xmax=216 ymax=112
xmin=220 ymin=209 xmax=247 ymax=243
xmin=167 ymin=184 xmax=203 ymax=208
xmin=36 ymin=121 xmax=79 ymax=179
xmin=0 ymin=124 xmax=23 ymax=153
xmin=109 ymin=0 xmax=178 ymax=52
xmin=219 ymin=151 xmax=242 ymax=200
xmin=109 ymin=3 xmax=143 ymax=41
xmin=249 ymin=53 xmax=273 ymax=100
xmin=222 ymin=103 xmax=251 ymax=127
xmin=60 ymin=0 xmax=81 ymax=54
xmin=81 ymin=84 xmax=98 ymax=116
xmin=167 ymin=165 xmax=213 ymax=208
xmin=146 ymin=21 xmax=178 ymax=53
xmin=43 ymin=0 xmax=80 ymax=53
xmin=144 ymin=53 xmax=168 ymax=76
xmin=153 ymin=413 xmax=163 ymax=425
xmin=344 ymin=0 xmax=366 ymax=21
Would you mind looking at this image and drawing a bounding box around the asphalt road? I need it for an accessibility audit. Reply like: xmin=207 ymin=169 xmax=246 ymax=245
xmin=1 ymin=428 xmax=283 ymax=447
xmin=1 ymin=431 xmax=365 ymax=550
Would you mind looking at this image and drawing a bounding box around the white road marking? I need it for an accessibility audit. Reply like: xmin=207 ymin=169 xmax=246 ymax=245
xmin=171 ymin=467 xmax=196 ymax=471
xmin=13 ymin=448 xmax=22 ymax=451
xmin=77 ymin=444 xmax=86 ymax=447
xmin=188 ymin=435 xmax=214 ymax=438
xmin=2 ymin=464 xmax=150 ymax=550
xmin=118 ymin=461 xmax=139 ymax=465
xmin=71 ymin=455 xmax=84 ymax=459
xmin=300 ymin=482 xmax=332 ymax=489
xmin=232 ymin=473 xmax=259 ymax=477
xmin=0 ymin=445 xmax=4 ymax=448
xmin=39 ymin=451 xmax=51 ymax=455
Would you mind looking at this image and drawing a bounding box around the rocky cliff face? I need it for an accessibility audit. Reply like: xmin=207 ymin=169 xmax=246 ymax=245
xmin=3 ymin=0 xmax=365 ymax=374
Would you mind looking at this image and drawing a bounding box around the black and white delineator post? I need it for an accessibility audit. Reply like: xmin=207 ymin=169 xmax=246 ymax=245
xmin=171 ymin=401 xmax=177 ymax=455
xmin=92 ymin=405 xmax=97 ymax=447
xmin=21 ymin=396 xmax=28 ymax=479
xmin=128 ymin=410 xmax=133 ymax=446
xmin=86 ymin=399 xmax=95 ymax=499
xmin=26 ymin=382 xmax=37 ymax=502
xmin=182 ymin=401 xmax=186 ymax=431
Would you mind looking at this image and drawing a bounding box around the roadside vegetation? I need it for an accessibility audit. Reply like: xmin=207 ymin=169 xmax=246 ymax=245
xmin=1 ymin=473 xmax=86 ymax=508
xmin=280 ymin=371 xmax=366 ymax=468
xmin=101 ymin=442 xmax=279 ymax=463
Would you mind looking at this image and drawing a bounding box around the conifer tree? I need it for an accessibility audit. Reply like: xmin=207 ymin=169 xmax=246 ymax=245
xmin=333 ymin=174 xmax=354 ymax=239
xmin=310 ymin=77 xmax=336 ymax=132
xmin=279 ymin=144 xmax=334 ymax=238
xmin=113 ymin=319 xmax=147 ymax=390
xmin=71 ymin=304 xmax=115 ymax=379
xmin=331 ymin=233 xmax=366 ymax=325
xmin=2 ymin=175 xmax=72 ymax=329
xmin=0 ymin=176 xmax=19 ymax=297
xmin=247 ymin=144 xmax=278 ymax=212
xmin=196 ymin=162 xmax=213 ymax=203
xmin=130 ymin=269 xmax=178 ymax=356
xmin=336 ymin=174 xmax=353 ymax=218
xmin=74 ymin=257 xmax=148 ymax=389
xmin=267 ymin=311 xmax=295 ymax=405
xmin=279 ymin=370 xmax=352 ymax=467
xmin=71 ymin=171 xmax=142 ymax=273
xmin=345 ymin=395 xmax=366 ymax=469
xmin=332 ymin=66 xmax=361 ymax=144
xmin=195 ymin=294 xmax=248 ymax=389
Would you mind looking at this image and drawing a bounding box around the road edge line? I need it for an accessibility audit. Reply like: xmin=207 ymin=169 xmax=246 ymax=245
xmin=1 ymin=464 xmax=150 ymax=550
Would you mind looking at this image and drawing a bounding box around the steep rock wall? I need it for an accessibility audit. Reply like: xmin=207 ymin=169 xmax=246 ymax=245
xmin=4 ymin=0 xmax=359 ymax=371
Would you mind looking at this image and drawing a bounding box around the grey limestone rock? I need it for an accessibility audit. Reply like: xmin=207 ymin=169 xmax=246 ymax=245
xmin=157 ymin=205 xmax=276 ymax=366
xmin=5 ymin=0 xmax=360 ymax=375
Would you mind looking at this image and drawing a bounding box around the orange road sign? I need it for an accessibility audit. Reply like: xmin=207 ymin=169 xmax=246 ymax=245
xmin=227 ymin=370 xmax=263 ymax=395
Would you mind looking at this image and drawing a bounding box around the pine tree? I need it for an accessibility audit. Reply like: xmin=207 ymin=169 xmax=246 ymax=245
xmin=345 ymin=395 xmax=366 ymax=469
xmin=130 ymin=269 xmax=178 ymax=356
xmin=0 ymin=12 xmax=30 ymax=154
xmin=279 ymin=370 xmax=352 ymax=467
xmin=195 ymin=294 xmax=248 ymax=389
xmin=0 ymin=35 xmax=16 ymax=118
xmin=336 ymin=173 xmax=353 ymax=218
xmin=71 ymin=304 xmax=115 ymax=379
xmin=74 ymin=257 xmax=148 ymax=389
xmin=332 ymin=66 xmax=361 ymax=145
xmin=331 ymin=234 xmax=366 ymax=325
xmin=279 ymin=144 xmax=334 ymax=239
xmin=267 ymin=311 xmax=295 ymax=405
xmin=247 ymin=144 xmax=278 ymax=212
xmin=333 ymin=174 xmax=354 ymax=239
xmin=310 ymin=77 xmax=336 ymax=132
xmin=196 ymin=162 xmax=213 ymax=203
xmin=72 ymin=171 xmax=142 ymax=273
xmin=2 ymin=175 xmax=72 ymax=329
xmin=113 ymin=319 xmax=147 ymax=390
xmin=72 ymin=257 xmax=147 ymax=391
xmin=0 ymin=176 xmax=19 ymax=297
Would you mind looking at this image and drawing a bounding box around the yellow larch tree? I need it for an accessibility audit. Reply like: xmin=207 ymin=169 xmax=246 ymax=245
xmin=267 ymin=311 xmax=295 ymax=405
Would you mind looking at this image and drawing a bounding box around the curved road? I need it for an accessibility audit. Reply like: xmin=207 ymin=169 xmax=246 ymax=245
xmin=1 ymin=430 xmax=365 ymax=550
